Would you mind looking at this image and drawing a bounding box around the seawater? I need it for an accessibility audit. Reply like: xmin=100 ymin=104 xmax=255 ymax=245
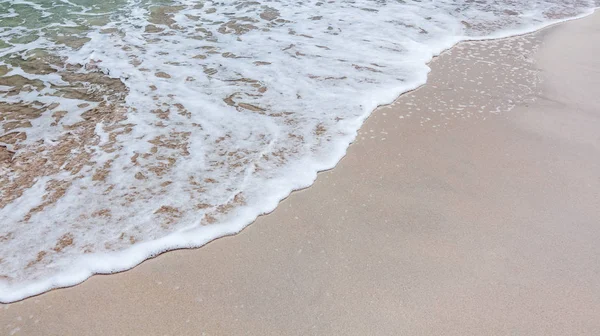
xmin=0 ymin=0 xmax=597 ymax=302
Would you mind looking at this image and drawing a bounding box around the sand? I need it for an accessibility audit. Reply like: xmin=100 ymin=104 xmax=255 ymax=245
xmin=2 ymin=11 xmax=600 ymax=336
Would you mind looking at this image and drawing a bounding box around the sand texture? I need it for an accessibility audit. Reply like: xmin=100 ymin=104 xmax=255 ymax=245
xmin=2 ymin=11 xmax=600 ymax=336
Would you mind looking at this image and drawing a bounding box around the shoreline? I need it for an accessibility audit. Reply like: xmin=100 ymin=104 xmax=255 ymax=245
xmin=2 ymin=9 xmax=597 ymax=304
xmin=3 ymin=10 xmax=600 ymax=336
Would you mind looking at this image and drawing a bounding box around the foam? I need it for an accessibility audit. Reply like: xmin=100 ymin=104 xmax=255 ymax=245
xmin=0 ymin=0 xmax=597 ymax=302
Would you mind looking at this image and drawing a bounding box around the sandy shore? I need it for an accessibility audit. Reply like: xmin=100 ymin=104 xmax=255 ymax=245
xmin=2 ymin=12 xmax=600 ymax=336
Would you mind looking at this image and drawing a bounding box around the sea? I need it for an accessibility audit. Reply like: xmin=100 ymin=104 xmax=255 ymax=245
xmin=0 ymin=0 xmax=597 ymax=302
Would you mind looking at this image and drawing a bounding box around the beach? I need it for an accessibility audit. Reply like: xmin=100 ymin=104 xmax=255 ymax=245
xmin=2 ymin=8 xmax=600 ymax=336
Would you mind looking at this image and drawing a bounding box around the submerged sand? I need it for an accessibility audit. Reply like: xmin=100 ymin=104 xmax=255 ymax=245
xmin=2 ymin=11 xmax=600 ymax=336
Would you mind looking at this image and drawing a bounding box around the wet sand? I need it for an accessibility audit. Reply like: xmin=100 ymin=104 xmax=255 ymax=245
xmin=2 ymin=11 xmax=600 ymax=336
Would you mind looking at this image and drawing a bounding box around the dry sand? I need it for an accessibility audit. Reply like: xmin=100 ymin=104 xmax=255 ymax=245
xmin=2 ymin=11 xmax=600 ymax=336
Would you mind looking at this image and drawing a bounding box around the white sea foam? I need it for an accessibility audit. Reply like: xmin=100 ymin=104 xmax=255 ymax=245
xmin=0 ymin=0 xmax=597 ymax=302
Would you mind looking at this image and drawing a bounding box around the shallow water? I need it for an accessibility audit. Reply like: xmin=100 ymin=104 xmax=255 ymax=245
xmin=0 ymin=0 xmax=597 ymax=302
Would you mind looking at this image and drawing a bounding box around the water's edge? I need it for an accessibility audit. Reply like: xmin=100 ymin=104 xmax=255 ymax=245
xmin=0 ymin=7 xmax=596 ymax=304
